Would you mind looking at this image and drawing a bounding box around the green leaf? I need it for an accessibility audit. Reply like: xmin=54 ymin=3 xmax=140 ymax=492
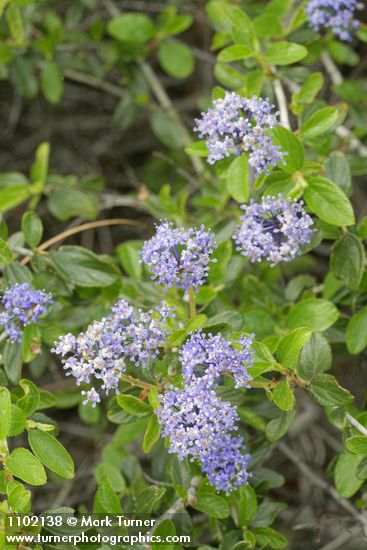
xmin=116 ymin=241 xmax=143 ymax=279
xmin=152 ymin=519 xmax=176 ymax=550
xmin=0 ymin=185 xmax=32 ymax=213
xmin=309 ymin=374 xmax=354 ymax=407
xmin=47 ymin=188 xmax=97 ymax=221
xmin=158 ymin=40 xmax=194 ymax=79
xmin=0 ymin=238 xmax=13 ymax=265
xmin=272 ymin=126 xmax=304 ymax=173
xmin=28 ymin=429 xmax=74 ymax=480
xmin=345 ymin=436 xmax=367 ymax=455
xmin=0 ymin=387 xmax=11 ymax=442
xmin=304 ymin=177 xmax=354 ymax=226
xmin=93 ymin=474 xmax=122 ymax=513
xmin=334 ymin=451 xmax=363 ymax=498
xmin=8 ymin=405 xmax=26 ymax=437
xmin=117 ymin=395 xmax=153 ymax=416
xmin=6 ymin=448 xmax=47 ymax=486
xmin=272 ymin=380 xmax=294 ymax=411
xmin=185 ymin=140 xmax=208 ymax=157
xmin=107 ymin=13 xmax=155 ymax=43
xmin=265 ymin=411 xmax=295 ymax=442
xmin=288 ymin=298 xmax=339 ymax=332
xmin=266 ymin=41 xmax=307 ymax=65
xmin=6 ymin=5 xmax=24 ymax=44
xmin=41 ymin=61 xmax=63 ymax=105
xmin=94 ymin=463 xmax=126 ymax=492
xmin=325 ymin=151 xmax=352 ymax=195
xmin=277 ymin=327 xmax=311 ymax=370
xmin=21 ymin=211 xmax=43 ymax=248
xmin=301 ymin=107 xmax=339 ymax=139
xmin=3 ymin=341 xmax=23 ymax=384
xmin=252 ymin=501 xmax=287 ymax=527
xmin=218 ymin=44 xmax=254 ymax=62
xmin=158 ymin=8 xmax=193 ymax=37
xmin=150 ymin=109 xmax=187 ymax=149
xmin=170 ymin=457 xmax=191 ymax=490
xmin=51 ymin=245 xmax=119 ymax=287
xmin=7 ymin=480 xmax=31 ymax=513
xmin=297 ymin=333 xmax=332 ymax=381
xmin=238 ymin=485 xmax=257 ymax=526
xmin=346 ymin=308 xmax=367 ymax=355
xmin=17 ymin=379 xmax=40 ymax=416
xmin=227 ymin=156 xmax=249 ymax=203
xmin=193 ymin=494 xmax=230 ymax=519
xmin=296 ymin=73 xmax=324 ymax=105
xmin=136 ymin=485 xmax=166 ymax=513
xmin=253 ymin=14 xmax=282 ymax=37
xmin=330 ymin=233 xmax=365 ymax=289
xmin=143 ymin=414 xmax=161 ymax=453
xmin=31 ymin=142 xmax=49 ymax=190
xmin=10 ymin=57 xmax=38 ymax=99
xmin=253 ymin=527 xmax=287 ymax=549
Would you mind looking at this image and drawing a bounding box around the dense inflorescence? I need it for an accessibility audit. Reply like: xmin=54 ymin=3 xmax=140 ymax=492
xmin=180 ymin=330 xmax=254 ymax=389
xmin=0 ymin=283 xmax=53 ymax=343
xmin=52 ymin=300 xmax=173 ymax=405
xmin=156 ymin=378 xmax=251 ymax=493
xmin=156 ymin=330 xmax=254 ymax=492
xmin=140 ymin=221 xmax=216 ymax=290
xmin=233 ymin=195 xmax=314 ymax=266
xmin=306 ymin=0 xmax=363 ymax=41
xmin=194 ymin=92 xmax=284 ymax=176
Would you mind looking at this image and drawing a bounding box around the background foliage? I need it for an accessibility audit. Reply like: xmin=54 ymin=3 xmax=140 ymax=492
xmin=1 ymin=0 xmax=367 ymax=549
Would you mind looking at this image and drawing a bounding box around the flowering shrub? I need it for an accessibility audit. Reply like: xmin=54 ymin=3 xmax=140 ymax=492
xmin=1 ymin=1 xmax=367 ymax=549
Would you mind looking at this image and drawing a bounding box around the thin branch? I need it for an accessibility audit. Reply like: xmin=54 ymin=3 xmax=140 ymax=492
xmin=319 ymin=525 xmax=363 ymax=550
xmin=120 ymin=374 xmax=160 ymax=392
xmin=273 ymin=78 xmax=291 ymax=130
xmin=64 ymin=69 xmax=125 ymax=99
xmin=278 ymin=442 xmax=367 ymax=532
xmin=346 ymin=412 xmax=367 ymax=438
xmin=321 ymin=51 xmax=343 ymax=86
xmin=138 ymin=60 xmax=204 ymax=176
xmin=20 ymin=218 xmax=146 ymax=265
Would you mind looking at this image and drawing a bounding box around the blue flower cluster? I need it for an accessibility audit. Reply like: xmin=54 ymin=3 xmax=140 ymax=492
xmin=140 ymin=221 xmax=216 ymax=290
xmin=156 ymin=331 xmax=254 ymax=493
xmin=233 ymin=195 xmax=314 ymax=266
xmin=52 ymin=300 xmax=173 ymax=405
xmin=194 ymin=92 xmax=284 ymax=176
xmin=0 ymin=282 xmax=53 ymax=342
xmin=306 ymin=0 xmax=363 ymax=41
xmin=180 ymin=330 xmax=254 ymax=388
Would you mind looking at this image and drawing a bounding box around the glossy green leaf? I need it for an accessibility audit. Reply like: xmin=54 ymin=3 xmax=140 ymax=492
xmin=6 ymin=448 xmax=47 ymax=486
xmin=227 ymin=156 xmax=249 ymax=203
xmin=309 ymin=374 xmax=354 ymax=406
xmin=28 ymin=429 xmax=74 ymax=479
xmin=304 ymin=177 xmax=354 ymax=226
xmin=21 ymin=211 xmax=43 ymax=248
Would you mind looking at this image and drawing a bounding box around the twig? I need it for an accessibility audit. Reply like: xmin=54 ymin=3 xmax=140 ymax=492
xmin=20 ymin=218 xmax=146 ymax=266
xmin=278 ymin=442 xmax=367 ymax=532
xmin=321 ymin=51 xmax=343 ymax=86
xmin=138 ymin=60 xmax=204 ymax=176
xmin=319 ymin=524 xmax=362 ymax=550
xmin=121 ymin=374 xmax=160 ymax=392
xmin=346 ymin=412 xmax=367 ymax=438
xmin=64 ymin=69 xmax=125 ymax=99
xmin=273 ymin=78 xmax=291 ymax=130
xmin=104 ymin=0 xmax=205 ymax=177
xmin=100 ymin=193 xmax=150 ymax=212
